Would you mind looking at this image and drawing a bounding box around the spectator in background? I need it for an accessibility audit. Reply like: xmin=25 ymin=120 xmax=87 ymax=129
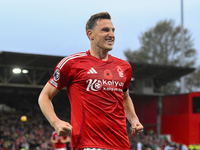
xmin=181 ymin=144 xmax=189 ymax=150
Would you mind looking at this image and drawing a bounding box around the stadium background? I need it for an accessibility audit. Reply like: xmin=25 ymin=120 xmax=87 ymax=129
xmin=0 ymin=51 xmax=199 ymax=150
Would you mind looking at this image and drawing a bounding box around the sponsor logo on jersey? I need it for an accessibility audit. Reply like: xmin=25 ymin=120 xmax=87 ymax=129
xmin=54 ymin=69 xmax=60 ymax=81
xmin=117 ymin=66 xmax=123 ymax=78
xmin=87 ymin=67 xmax=97 ymax=74
xmin=86 ymin=79 xmax=124 ymax=92
xmin=86 ymin=79 xmax=102 ymax=91
xmin=104 ymin=70 xmax=113 ymax=79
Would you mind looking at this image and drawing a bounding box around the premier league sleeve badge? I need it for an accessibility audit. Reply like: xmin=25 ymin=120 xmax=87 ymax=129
xmin=54 ymin=69 xmax=60 ymax=81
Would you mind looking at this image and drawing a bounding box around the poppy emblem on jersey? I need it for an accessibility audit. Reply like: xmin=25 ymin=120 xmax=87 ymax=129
xmin=54 ymin=69 xmax=60 ymax=81
xmin=104 ymin=70 xmax=113 ymax=79
xmin=117 ymin=66 xmax=123 ymax=78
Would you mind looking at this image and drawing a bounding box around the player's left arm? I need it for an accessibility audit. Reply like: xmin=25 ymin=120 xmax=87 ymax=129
xmin=123 ymin=89 xmax=143 ymax=134
xmin=50 ymin=137 xmax=58 ymax=143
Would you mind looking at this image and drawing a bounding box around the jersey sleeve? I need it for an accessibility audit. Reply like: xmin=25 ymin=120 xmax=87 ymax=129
xmin=51 ymin=131 xmax=56 ymax=140
xmin=123 ymin=63 xmax=132 ymax=91
xmin=48 ymin=56 xmax=75 ymax=90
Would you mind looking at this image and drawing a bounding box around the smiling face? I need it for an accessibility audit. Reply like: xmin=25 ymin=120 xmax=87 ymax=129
xmin=88 ymin=19 xmax=115 ymax=52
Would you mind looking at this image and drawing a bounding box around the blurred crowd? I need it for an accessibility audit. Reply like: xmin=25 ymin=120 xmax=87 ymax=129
xmin=127 ymin=127 xmax=190 ymax=150
xmin=0 ymin=107 xmax=55 ymax=150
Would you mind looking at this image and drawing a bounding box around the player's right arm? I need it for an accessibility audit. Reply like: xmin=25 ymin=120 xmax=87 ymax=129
xmin=38 ymin=82 xmax=72 ymax=136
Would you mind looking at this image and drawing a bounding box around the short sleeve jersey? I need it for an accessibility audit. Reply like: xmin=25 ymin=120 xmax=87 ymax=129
xmin=49 ymin=50 xmax=132 ymax=150
xmin=51 ymin=131 xmax=68 ymax=149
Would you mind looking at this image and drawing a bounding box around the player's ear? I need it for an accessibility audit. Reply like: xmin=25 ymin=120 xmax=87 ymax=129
xmin=87 ymin=29 xmax=94 ymax=41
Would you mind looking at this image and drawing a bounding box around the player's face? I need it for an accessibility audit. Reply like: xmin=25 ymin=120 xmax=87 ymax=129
xmin=92 ymin=19 xmax=115 ymax=51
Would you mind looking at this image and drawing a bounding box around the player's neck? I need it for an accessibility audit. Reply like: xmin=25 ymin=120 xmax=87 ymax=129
xmin=89 ymin=48 xmax=109 ymax=61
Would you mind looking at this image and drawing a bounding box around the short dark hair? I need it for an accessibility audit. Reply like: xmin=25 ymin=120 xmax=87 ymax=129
xmin=86 ymin=12 xmax=111 ymax=32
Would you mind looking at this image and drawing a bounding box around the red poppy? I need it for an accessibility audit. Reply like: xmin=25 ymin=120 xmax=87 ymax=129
xmin=104 ymin=70 xmax=113 ymax=79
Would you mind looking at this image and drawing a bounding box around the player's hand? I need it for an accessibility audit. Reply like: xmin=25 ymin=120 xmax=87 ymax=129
xmin=53 ymin=119 xmax=72 ymax=136
xmin=131 ymin=120 xmax=143 ymax=136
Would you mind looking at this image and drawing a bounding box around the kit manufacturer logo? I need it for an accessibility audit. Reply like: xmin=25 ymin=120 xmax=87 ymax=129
xmin=87 ymin=67 xmax=97 ymax=74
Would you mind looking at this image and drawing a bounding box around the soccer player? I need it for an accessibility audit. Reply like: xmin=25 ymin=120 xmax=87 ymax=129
xmin=38 ymin=12 xmax=143 ymax=150
xmin=51 ymin=131 xmax=70 ymax=150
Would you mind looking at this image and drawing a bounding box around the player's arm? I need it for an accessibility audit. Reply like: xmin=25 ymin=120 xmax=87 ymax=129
xmin=38 ymin=82 xmax=72 ymax=136
xmin=123 ymin=89 xmax=143 ymax=134
xmin=50 ymin=137 xmax=58 ymax=143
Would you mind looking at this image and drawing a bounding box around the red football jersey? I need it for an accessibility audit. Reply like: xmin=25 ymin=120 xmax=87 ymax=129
xmin=51 ymin=131 xmax=68 ymax=149
xmin=49 ymin=50 xmax=132 ymax=150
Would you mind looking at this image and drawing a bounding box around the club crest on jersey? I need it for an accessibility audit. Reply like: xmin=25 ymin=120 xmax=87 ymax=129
xmin=117 ymin=66 xmax=123 ymax=78
xmin=54 ymin=69 xmax=60 ymax=81
xmin=104 ymin=70 xmax=113 ymax=79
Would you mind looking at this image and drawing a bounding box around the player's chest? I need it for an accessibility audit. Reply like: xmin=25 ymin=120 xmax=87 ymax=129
xmin=73 ymin=63 xmax=127 ymax=92
xmin=55 ymin=135 xmax=63 ymax=140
